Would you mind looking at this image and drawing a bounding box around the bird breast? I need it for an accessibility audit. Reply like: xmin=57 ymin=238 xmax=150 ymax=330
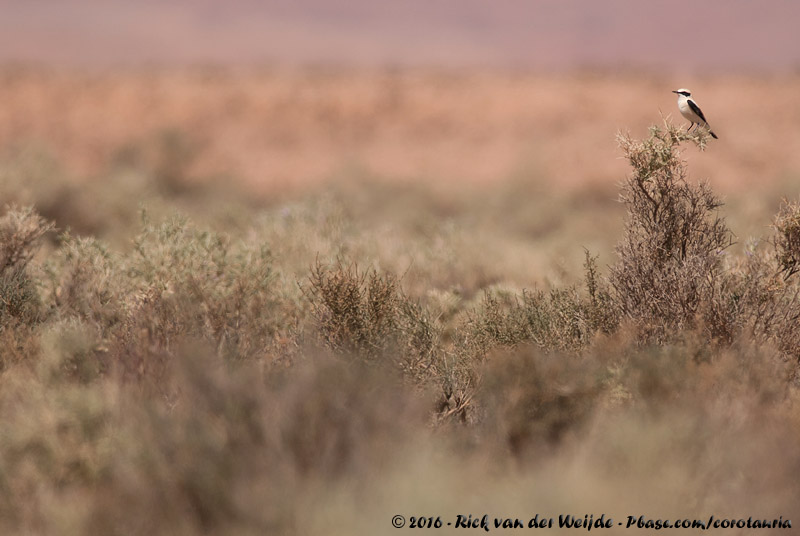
xmin=678 ymin=98 xmax=701 ymax=123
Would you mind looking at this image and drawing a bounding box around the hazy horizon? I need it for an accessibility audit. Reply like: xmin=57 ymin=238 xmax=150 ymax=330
xmin=1 ymin=0 xmax=798 ymax=72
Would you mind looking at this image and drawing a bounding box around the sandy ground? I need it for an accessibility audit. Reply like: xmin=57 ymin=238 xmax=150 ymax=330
xmin=1 ymin=67 xmax=799 ymax=196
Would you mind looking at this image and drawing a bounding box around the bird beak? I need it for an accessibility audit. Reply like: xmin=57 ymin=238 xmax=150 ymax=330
xmin=672 ymin=90 xmax=679 ymax=94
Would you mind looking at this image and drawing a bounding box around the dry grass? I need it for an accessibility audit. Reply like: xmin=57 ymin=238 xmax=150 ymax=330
xmin=1 ymin=68 xmax=800 ymax=534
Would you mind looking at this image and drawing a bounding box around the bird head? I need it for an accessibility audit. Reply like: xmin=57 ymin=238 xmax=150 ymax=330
xmin=672 ymin=89 xmax=692 ymax=97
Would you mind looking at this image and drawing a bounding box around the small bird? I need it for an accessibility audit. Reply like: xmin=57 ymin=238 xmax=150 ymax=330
xmin=672 ymin=88 xmax=718 ymax=139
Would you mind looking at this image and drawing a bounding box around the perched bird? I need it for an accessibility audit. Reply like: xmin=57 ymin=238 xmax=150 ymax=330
xmin=672 ymin=88 xmax=718 ymax=139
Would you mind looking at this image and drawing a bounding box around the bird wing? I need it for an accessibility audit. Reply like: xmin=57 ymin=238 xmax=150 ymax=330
xmin=687 ymin=99 xmax=709 ymax=123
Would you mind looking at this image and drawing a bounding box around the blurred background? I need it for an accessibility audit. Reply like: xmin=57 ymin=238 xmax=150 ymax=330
xmin=1 ymin=0 xmax=799 ymax=279
xmin=2 ymin=0 xmax=799 ymax=69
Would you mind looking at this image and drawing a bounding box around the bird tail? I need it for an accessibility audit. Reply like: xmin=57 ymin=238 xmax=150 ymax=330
xmin=706 ymin=123 xmax=718 ymax=139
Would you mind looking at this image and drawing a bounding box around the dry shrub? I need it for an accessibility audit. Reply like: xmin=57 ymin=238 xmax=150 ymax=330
xmin=115 ymin=214 xmax=296 ymax=379
xmin=463 ymin=251 xmax=617 ymax=360
xmin=39 ymin=213 xmax=300 ymax=387
xmin=478 ymin=346 xmax=607 ymax=457
xmin=774 ymin=198 xmax=800 ymax=280
xmin=0 ymin=347 xmax=271 ymax=535
xmin=2 ymin=329 xmax=796 ymax=535
xmin=0 ymin=205 xmax=51 ymax=371
xmin=610 ymin=124 xmax=733 ymax=344
xmin=38 ymin=319 xmax=106 ymax=385
xmin=0 ymin=267 xmax=41 ymax=325
xmin=608 ymin=125 xmax=800 ymax=365
xmin=304 ymin=260 xmax=438 ymax=379
xmin=466 ymin=287 xmax=592 ymax=356
xmin=718 ymin=243 xmax=800 ymax=364
xmin=439 ymin=253 xmax=616 ymax=424
xmin=4 ymin=116 xmax=800 ymax=534
xmin=86 ymin=349 xmax=288 ymax=535
xmin=583 ymin=250 xmax=618 ymax=334
xmin=0 ymin=205 xmax=54 ymax=272
xmin=0 ymin=206 xmax=53 ymax=328
xmin=274 ymin=357 xmax=427 ymax=480
xmin=45 ymin=235 xmax=130 ymax=336
xmin=473 ymin=328 xmax=794 ymax=463
xmin=0 ymin=345 xmax=425 ymax=535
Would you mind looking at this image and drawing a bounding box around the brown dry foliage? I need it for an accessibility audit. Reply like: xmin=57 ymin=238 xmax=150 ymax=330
xmin=304 ymin=260 xmax=438 ymax=380
xmin=609 ymin=124 xmax=800 ymax=365
xmin=774 ymin=198 xmax=800 ymax=280
xmin=1 ymin=121 xmax=800 ymax=533
xmin=610 ymin=123 xmax=734 ymax=344
xmin=0 ymin=206 xmax=53 ymax=370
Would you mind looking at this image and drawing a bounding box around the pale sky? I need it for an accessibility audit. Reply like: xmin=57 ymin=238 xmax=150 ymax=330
xmin=0 ymin=0 xmax=797 ymax=71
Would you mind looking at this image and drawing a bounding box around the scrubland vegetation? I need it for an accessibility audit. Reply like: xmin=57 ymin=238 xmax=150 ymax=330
xmin=2 ymin=80 xmax=800 ymax=533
